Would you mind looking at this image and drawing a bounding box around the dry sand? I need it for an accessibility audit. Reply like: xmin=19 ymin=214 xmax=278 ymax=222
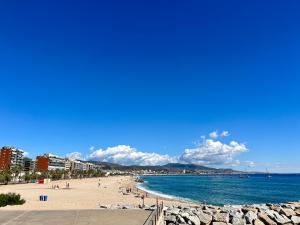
xmin=0 ymin=176 xmax=197 ymax=211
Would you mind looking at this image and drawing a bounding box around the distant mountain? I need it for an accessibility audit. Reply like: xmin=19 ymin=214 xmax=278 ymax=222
xmin=87 ymin=161 xmax=237 ymax=173
xmin=162 ymin=163 xmax=217 ymax=171
xmin=87 ymin=160 xmax=126 ymax=170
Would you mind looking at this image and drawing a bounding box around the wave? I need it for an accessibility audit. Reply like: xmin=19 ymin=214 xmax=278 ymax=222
xmin=136 ymin=183 xmax=200 ymax=204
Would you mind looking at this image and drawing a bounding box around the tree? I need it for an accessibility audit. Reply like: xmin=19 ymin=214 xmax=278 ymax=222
xmin=11 ymin=165 xmax=22 ymax=183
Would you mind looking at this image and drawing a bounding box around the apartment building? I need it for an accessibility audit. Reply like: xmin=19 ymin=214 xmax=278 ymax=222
xmin=0 ymin=146 xmax=24 ymax=171
xmin=36 ymin=154 xmax=65 ymax=172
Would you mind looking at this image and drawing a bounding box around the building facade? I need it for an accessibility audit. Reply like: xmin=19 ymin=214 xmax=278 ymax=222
xmin=0 ymin=146 xmax=24 ymax=171
xmin=35 ymin=155 xmax=49 ymax=172
xmin=36 ymin=154 xmax=65 ymax=171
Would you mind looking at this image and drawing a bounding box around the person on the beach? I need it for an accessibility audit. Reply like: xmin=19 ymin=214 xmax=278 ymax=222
xmin=141 ymin=195 xmax=145 ymax=208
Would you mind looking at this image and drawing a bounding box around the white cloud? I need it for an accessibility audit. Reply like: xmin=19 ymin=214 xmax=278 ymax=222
xmin=23 ymin=151 xmax=29 ymax=157
xmin=64 ymin=130 xmax=249 ymax=167
xmin=209 ymin=131 xmax=218 ymax=139
xmin=179 ymin=138 xmax=247 ymax=166
xmin=220 ymin=131 xmax=230 ymax=137
xmin=87 ymin=145 xmax=176 ymax=166
xmin=66 ymin=151 xmax=84 ymax=160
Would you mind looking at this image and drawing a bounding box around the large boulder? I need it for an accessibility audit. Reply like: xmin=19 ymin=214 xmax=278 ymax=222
xmin=258 ymin=213 xmax=276 ymax=225
xmin=177 ymin=215 xmax=186 ymax=224
xmin=168 ymin=208 xmax=181 ymax=215
xmin=213 ymin=212 xmax=230 ymax=223
xmin=179 ymin=212 xmax=190 ymax=219
xmin=229 ymin=210 xmax=244 ymax=219
xmin=203 ymin=209 xmax=214 ymax=215
xmin=270 ymin=205 xmax=282 ymax=212
xmin=268 ymin=211 xmax=291 ymax=224
xmin=231 ymin=216 xmax=246 ymax=225
xmin=242 ymin=206 xmax=258 ymax=214
xmin=186 ymin=215 xmax=201 ymax=225
xmin=165 ymin=215 xmax=177 ymax=223
xmin=254 ymin=219 xmax=265 ymax=225
xmin=245 ymin=211 xmax=257 ymax=224
xmin=195 ymin=211 xmax=212 ymax=224
xmin=291 ymin=215 xmax=300 ymax=224
xmin=280 ymin=208 xmax=296 ymax=217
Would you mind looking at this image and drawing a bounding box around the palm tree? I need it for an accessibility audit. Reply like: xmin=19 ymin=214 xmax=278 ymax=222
xmin=11 ymin=165 xmax=22 ymax=183
xmin=2 ymin=171 xmax=12 ymax=184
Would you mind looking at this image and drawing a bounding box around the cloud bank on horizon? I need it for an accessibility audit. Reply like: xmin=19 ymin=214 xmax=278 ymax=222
xmin=67 ymin=131 xmax=249 ymax=167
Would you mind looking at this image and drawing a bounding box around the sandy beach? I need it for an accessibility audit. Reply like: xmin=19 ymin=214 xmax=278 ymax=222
xmin=0 ymin=176 xmax=195 ymax=211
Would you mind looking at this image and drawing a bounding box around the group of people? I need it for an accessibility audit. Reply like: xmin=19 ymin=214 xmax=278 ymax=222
xmin=125 ymin=187 xmax=132 ymax=193
xmin=50 ymin=182 xmax=70 ymax=189
xmin=51 ymin=184 xmax=60 ymax=189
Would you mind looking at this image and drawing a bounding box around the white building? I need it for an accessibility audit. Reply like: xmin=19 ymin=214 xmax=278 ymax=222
xmin=45 ymin=154 xmax=65 ymax=170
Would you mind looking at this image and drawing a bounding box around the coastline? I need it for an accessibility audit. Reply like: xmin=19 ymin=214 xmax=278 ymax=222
xmin=135 ymin=180 xmax=200 ymax=206
xmin=0 ymin=175 xmax=299 ymax=224
xmin=0 ymin=175 xmax=197 ymax=211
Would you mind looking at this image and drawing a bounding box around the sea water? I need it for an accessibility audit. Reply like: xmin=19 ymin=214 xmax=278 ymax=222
xmin=140 ymin=174 xmax=300 ymax=205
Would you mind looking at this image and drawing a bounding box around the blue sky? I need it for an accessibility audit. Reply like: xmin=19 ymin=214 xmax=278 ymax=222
xmin=0 ymin=0 xmax=300 ymax=172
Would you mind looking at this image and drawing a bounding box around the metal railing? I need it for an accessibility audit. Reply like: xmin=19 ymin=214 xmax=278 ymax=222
xmin=143 ymin=202 xmax=164 ymax=225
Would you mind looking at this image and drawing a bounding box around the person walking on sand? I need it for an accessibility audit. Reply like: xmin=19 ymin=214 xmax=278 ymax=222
xmin=141 ymin=195 xmax=145 ymax=208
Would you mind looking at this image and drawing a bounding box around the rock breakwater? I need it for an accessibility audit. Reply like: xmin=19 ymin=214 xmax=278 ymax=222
xmin=163 ymin=201 xmax=300 ymax=225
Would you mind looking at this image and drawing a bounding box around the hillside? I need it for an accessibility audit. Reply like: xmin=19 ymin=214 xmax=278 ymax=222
xmin=87 ymin=161 xmax=238 ymax=173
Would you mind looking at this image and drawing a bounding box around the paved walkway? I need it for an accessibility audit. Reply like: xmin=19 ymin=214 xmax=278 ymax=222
xmin=0 ymin=209 xmax=151 ymax=225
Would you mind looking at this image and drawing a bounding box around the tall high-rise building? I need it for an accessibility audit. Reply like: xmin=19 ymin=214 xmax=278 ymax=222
xmin=0 ymin=146 xmax=24 ymax=171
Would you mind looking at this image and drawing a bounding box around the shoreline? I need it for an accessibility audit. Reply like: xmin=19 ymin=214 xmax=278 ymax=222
xmin=0 ymin=175 xmax=299 ymax=212
xmin=135 ymin=181 xmax=200 ymax=206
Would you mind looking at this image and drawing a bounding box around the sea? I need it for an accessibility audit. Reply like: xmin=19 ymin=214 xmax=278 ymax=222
xmin=139 ymin=174 xmax=300 ymax=206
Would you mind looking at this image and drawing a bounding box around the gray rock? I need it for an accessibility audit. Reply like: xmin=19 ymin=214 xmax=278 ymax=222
xmin=180 ymin=212 xmax=190 ymax=219
xmin=291 ymin=215 xmax=300 ymax=224
xmin=229 ymin=211 xmax=244 ymax=219
xmin=231 ymin=216 xmax=246 ymax=225
xmin=254 ymin=219 xmax=265 ymax=225
xmin=258 ymin=212 xmax=277 ymax=225
xmin=165 ymin=215 xmax=177 ymax=223
xmin=265 ymin=209 xmax=276 ymax=218
xmin=213 ymin=212 xmax=229 ymax=223
xmin=257 ymin=205 xmax=270 ymax=213
xmin=212 ymin=222 xmax=227 ymax=225
xmin=187 ymin=215 xmax=200 ymax=225
xmin=242 ymin=206 xmax=258 ymax=214
xmin=177 ymin=215 xmax=186 ymax=223
xmin=271 ymin=211 xmax=291 ymax=224
xmin=282 ymin=204 xmax=295 ymax=210
xmin=270 ymin=205 xmax=282 ymax=212
xmin=203 ymin=209 xmax=214 ymax=215
xmin=169 ymin=208 xmax=181 ymax=215
xmin=280 ymin=208 xmax=296 ymax=217
xmin=245 ymin=211 xmax=257 ymax=224
xmin=195 ymin=211 xmax=212 ymax=224
xmin=163 ymin=206 xmax=169 ymax=211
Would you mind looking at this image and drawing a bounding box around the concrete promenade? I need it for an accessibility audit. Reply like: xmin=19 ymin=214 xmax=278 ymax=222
xmin=0 ymin=209 xmax=151 ymax=225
